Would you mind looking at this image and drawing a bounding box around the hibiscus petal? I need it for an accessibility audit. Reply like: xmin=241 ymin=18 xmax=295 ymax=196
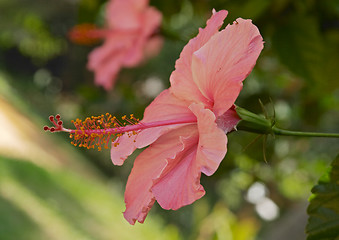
xmin=152 ymin=103 xmax=230 ymax=209
xmin=91 ymin=60 xmax=121 ymax=90
xmin=191 ymin=18 xmax=264 ymax=116
xmin=106 ymin=0 xmax=147 ymax=30
xmin=87 ymin=36 xmax=132 ymax=90
xmin=189 ymin=103 xmax=228 ymax=176
xmin=216 ymin=106 xmax=240 ymax=133
xmin=122 ymin=6 xmax=162 ymax=67
xmin=141 ymin=6 xmax=163 ymax=37
xmin=123 ymin=124 xmax=197 ymax=224
xmin=170 ymin=9 xmax=228 ymax=106
xmin=151 ymin=141 xmax=207 ymax=211
xmin=88 ymin=35 xmax=125 ymax=69
xmin=143 ymin=36 xmax=163 ymax=59
xmin=135 ymin=89 xmax=194 ymax=148
xmin=151 ymin=127 xmax=204 ymax=210
xmin=121 ymin=39 xmax=144 ymax=67
xmin=111 ymin=89 xmax=194 ymax=165
xmin=111 ymin=133 xmax=138 ymax=166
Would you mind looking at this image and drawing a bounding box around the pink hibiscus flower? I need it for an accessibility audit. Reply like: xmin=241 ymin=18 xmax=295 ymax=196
xmin=49 ymin=9 xmax=263 ymax=225
xmin=111 ymin=9 xmax=264 ymax=224
xmin=70 ymin=0 xmax=163 ymax=90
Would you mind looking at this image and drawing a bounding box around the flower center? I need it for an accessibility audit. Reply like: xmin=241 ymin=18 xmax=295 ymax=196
xmin=69 ymin=24 xmax=109 ymax=45
xmin=44 ymin=114 xmax=197 ymax=151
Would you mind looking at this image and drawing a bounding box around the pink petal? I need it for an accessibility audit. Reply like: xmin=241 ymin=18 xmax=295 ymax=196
xmin=88 ymin=1 xmax=162 ymax=89
xmin=87 ymin=34 xmax=128 ymax=69
xmin=135 ymin=89 xmax=194 ymax=148
xmin=144 ymin=36 xmax=164 ymax=59
xmin=170 ymin=10 xmax=228 ymax=106
xmin=106 ymin=0 xmax=147 ymax=30
xmin=111 ymin=89 xmax=194 ymax=165
xmin=216 ymin=106 xmax=240 ymax=133
xmin=151 ymin=130 xmax=205 ymax=210
xmin=122 ymin=6 xmax=162 ymax=66
xmin=189 ymin=103 xmax=227 ymax=176
xmin=121 ymin=37 xmax=144 ymax=67
xmin=191 ymin=18 xmax=264 ymax=116
xmin=141 ymin=6 xmax=162 ymax=37
xmin=123 ymin=124 xmax=198 ymax=224
xmin=87 ymin=35 xmax=132 ymax=90
xmin=91 ymin=59 xmax=121 ymax=90
xmin=152 ymin=103 xmax=229 ymax=209
xmin=110 ymin=133 xmax=138 ymax=166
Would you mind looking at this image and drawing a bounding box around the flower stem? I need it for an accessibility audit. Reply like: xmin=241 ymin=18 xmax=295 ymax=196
xmin=235 ymin=106 xmax=339 ymax=138
xmin=272 ymin=127 xmax=339 ymax=138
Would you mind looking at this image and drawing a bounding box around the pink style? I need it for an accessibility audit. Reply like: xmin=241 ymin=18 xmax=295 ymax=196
xmin=110 ymin=10 xmax=264 ymax=224
xmin=78 ymin=0 xmax=162 ymax=90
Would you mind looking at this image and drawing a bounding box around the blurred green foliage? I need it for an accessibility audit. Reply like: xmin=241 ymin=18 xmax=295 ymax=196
xmin=0 ymin=156 xmax=180 ymax=240
xmin=0 ymin=0 xmax=338 ymax=239
xmin=306 ymin=155 xmax=339 ymax=240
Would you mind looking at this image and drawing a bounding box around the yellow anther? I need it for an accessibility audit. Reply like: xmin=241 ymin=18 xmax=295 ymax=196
xmin=69 ymin=112 xmax=140 ymax=151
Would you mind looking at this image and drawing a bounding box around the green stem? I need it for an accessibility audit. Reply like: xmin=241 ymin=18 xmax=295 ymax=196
xmin=235 ymin=106 xmax=339 ymax=138
xmin=272 ymin=127 xmax=339 ymax=138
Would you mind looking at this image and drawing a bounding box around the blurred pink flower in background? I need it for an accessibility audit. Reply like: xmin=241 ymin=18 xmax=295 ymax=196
xmin=70 ymin=0 xmax=163 ymax=90
xmin=110 ymin=9 xmax=264 ymax=224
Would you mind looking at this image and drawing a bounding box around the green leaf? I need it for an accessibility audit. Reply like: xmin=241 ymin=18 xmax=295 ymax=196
xmin=306 ymin=155 xmax=339 ymax=240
